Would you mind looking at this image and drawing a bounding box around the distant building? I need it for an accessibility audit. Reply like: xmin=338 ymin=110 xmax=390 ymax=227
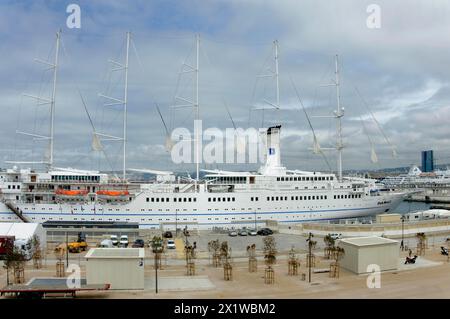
xmin=421 ymin=150 xmax=434 ymax=172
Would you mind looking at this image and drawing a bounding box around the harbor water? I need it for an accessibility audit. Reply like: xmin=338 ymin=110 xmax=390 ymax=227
xmin=393 ymin=200 xmax=432 ymax=214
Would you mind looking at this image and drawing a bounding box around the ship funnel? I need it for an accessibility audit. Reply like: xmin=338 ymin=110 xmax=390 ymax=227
xmin=259 ymin=125 xmax=286 ymax=176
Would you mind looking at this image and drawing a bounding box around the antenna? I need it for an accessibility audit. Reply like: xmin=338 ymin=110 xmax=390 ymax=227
xmin=8 ymin=30 xmax=61 ymax=169
xmin=97 ymin=31 xmax=131 ymax=181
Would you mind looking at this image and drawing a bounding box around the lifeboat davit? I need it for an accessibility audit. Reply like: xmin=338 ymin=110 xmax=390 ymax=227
xmin=55 ymin=189 xmax=88 ymax=196
xmin=96 ymin=190 xmax=130 ymax=196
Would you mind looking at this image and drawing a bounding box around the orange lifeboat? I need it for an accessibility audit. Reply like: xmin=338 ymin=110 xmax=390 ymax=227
xmin=55 ymin=189 xmax=88 ymax=196
xmin=96 ymin=190 xmax=130 ymax=196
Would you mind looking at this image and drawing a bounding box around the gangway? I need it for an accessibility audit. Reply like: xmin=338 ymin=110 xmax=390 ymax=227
xmin=3 ymin=201 xmax=30 ymax=223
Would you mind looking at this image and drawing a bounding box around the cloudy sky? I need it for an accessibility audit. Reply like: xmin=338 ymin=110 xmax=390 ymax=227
xmin=1 ymin=0 xmax=450 ymax=175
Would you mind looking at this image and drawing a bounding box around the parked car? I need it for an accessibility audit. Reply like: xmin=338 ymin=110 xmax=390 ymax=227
xmin=99 ymin=239 xmax=113 ymax=248
xmin=110 ymin=235 xmax=119 ymax=246
xmin=163 ymin=231 xmax=173 ymax=238
xmin=329 ymin=233 xmax=342 ymax=240
xmin=248 ymin=229 xmax=257 ymax=236
xmin=257 ymin=228 xmax=273 ymax=236
xmin=238 ymin=229 xmax=248 ymax=236
xmin=228 ymin=230 xmax=238 ymax=237
xmin=132 ymin=239 xmax=145 ymax=248
xmin=166 ymin=239 xmax=176 ymax=249
xmin=119 ymin=235 xmax=129 ymax=247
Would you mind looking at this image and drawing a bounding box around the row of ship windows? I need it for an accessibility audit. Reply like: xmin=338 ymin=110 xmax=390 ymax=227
xmin=146 ymin=197 xmax=238 ymax=203
xmin=147 ymin=197 xmax=198 ymax=203
xmin=277 ymin=176 xmax=333 ymax=182
xmin=142 ymin=194 xmax=360 ymax=204
xmin=22 ymin=207 xmax=199 ymax=213
xmin=7 ymin=185 xmax=20 ymax=189
xmin=6 ymin=215 xmax=304 ymax=222
xmin=265 ymin=195 xmax=328 ymax=201
xmin=209 ymin=197 xmax=236 ymax=202
xmin=23 ymin=194 xmax=362 ymax=211
xmin=51 ymin=175 xmax=100 ymax=182
xmin=334 ymin=194 xmax=361 ymax=199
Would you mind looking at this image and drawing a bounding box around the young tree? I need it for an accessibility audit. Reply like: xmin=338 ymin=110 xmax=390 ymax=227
xmin=263 ymin=236 xmax=277 ymax=266
xmin=220 ymin=241 xmax=232 ymax=263
xmin=31 ymin=235 xmax=42 ymax=269
xmin=208 ymin=239 xmax=221 ymax=267
xmin=329 ymin=246 xmax=345 ymax=278
xmin=323 ymin=234 xmax=335 ymax=259
xmin=3 ymin=243 xmax=26 ymax=285
xmin=332 ymin=246 xmax=345 ymax=263
xmin=2 ymin=239 xmax=14 ymax=285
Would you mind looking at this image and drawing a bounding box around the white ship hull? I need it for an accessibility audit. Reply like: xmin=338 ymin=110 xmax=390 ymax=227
xmin=0 ymin=191 xmax=404 ymax=230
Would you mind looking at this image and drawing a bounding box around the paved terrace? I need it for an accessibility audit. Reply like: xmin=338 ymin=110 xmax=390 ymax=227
xmin=2 ymin=232 xmax=450 ymax=299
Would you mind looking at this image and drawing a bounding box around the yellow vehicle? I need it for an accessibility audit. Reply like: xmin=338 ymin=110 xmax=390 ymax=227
xmin=67 ymin=233 xmax=88 ymax=253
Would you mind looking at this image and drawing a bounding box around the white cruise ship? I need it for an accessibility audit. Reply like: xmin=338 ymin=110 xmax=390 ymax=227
xmin=383 ymin=165 xmax=450 ymax=187
xmin=0 ymin=124 xmax=405 ymax=230
xmin=0 ymin=32 xmax=406 ymax=230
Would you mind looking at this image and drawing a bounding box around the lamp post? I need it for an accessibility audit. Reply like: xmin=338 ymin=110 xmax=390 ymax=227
xmin=401 ymin=216 xmax=405 ymax=251
xmin=151 ymin=236 xmax=163 ymax=294
xmin=65 ymin=231 xmax=69 ymax=267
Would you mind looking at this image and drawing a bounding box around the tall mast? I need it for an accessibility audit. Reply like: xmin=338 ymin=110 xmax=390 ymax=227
xmin=97 ymin=32 xmax=130 ymax=181
xmin=195 ymin=34 xmax=200 ymax=183
xmin=123 ymin=31 xmax=130 ymax=181
xmin=7 ymin=31 xmax=61 ymax=169
xmin=308 ymin=54 xmax=344 ymax=179
xmin=334 ymin=54 xmax=344 ymax=181
xmin=274 ymin=40 xmax=280 ymax=110
xmin=172 ymin=34 xmax=201 ymax=186
xmin=253 ymin=39 xmax=280 ymax=127
xmin=49 ymin=30 xmax=61 ymax=169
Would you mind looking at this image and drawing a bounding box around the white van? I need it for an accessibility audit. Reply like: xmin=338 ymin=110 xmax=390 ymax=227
xmin=119 ymin=235 xmax=129 ymax=248
xmin=110 ymin=235 xmax=119 ymax=246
